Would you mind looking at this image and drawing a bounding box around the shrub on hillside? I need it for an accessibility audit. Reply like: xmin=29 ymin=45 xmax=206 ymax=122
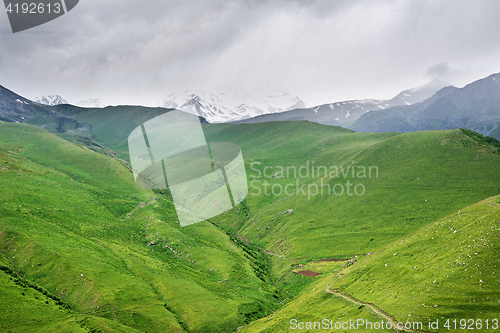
xmin=460 ymin=128 xmax=500 ymax=151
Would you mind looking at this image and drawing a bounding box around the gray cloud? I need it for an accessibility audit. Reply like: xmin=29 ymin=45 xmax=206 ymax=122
xmin=426 ymin=62 xmax=453 ymax=78
xmin=424 ymin=62 xmax=474 ymax=83
xmin=0 ymin=0 xmax=499 ymax=107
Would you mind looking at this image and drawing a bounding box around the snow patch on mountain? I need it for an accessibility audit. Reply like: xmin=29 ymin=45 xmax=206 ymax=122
xmin=17 ymin=99 xmax=30 ymax=105
xmin=32 ymin=95 xmax=68 ymax=106
xmin=388 ymin=79 xmax=450 ymax=106
xmin=159 ymin=85 xmax=305 ymax=123
xmin=77 ymin=98 xmax=109 ymax=108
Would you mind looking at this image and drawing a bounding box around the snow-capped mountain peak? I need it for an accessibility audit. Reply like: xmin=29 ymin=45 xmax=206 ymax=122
xmin=77 ymin=98 xmax=109 ymax=108
xmin=32 ymin=95 xmax=68 ymax=106
xmin=159 ymin=86 xmax=305 ymax=123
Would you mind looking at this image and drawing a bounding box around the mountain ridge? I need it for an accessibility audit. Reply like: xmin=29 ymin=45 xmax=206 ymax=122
xmin=232 ymin=79 xmax=450 ymax=128
xmin=0 ymin=84 xmax=55 ymax=123
xmin=351 ymin=73 xmax=500 ymax=139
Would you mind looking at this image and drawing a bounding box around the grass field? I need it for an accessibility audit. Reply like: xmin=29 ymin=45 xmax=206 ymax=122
xmin=1 ymin=116 xmax=499 ymax=332
xmin=0 ymin=122 xmax=283 ymax=332
xmin=205 ymin=123 xmax=500 ymax=259
xmin=241 ymin=195 xmax=500 ymax=332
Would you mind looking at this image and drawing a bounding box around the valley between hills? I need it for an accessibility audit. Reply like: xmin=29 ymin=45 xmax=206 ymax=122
xmin=1 ymin=82 xmax=500 ymax=332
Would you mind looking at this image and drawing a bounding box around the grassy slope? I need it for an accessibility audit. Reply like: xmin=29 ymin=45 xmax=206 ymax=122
xmin=242 ymin=195 xmax=500 ymax=332
xmin=67 ymin=106 xmax=170 ymax=161
xmin=24 ymin=104 xmax=171 ymax=161
xmin=0 ymin=123 xmax=282 ymax=333
xmin=203 ymin=122 xmax=500 ymax=331
xmin=204 ymin=123 xmax=500 ymax=260
xmin=334 ymin=195 xmax=500 ymax=326
xmin=1 ymin=118 xmax=499 ymax=332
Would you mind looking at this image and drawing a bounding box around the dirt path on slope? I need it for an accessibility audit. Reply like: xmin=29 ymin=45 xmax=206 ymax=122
xmin=125 ymin=197 xmax=157 ymax=219
xmin=325 ymin=285 xmax=436 ymax=333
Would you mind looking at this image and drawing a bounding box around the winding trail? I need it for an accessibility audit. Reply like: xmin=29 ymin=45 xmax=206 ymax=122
xmin=325 ymin=285 xmax=436 ymax=333
xmin=125 ymin=196 xmax=157 ymax=219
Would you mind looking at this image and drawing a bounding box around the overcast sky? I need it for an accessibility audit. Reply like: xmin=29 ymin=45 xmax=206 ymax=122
xmin=0 ymin=0 xmax=499 ymax=107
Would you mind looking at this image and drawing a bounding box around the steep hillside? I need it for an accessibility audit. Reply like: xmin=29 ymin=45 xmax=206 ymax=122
xmin=332 ymin=195 xmax=500 ymax=326
xmin=240 ymin=195 xmax=500 ymax=332
xmin=205 ymin=124 xmax=500 ymax=260
xmin=0 ymin=86 xmax=180 ymax=161
xmin=0 ymin=85 xmax=54 ymax=123
xmin=55 ymin=104 xmax=174 ymax=161
xmin=0 ymin=123 xmax=284 ymax=333
xmin=1 ymin=118 xmax=499 ymax=332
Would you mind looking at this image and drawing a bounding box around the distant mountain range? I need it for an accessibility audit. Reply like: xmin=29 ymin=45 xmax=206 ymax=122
xmin=76 ymin=98 xmax=109 ymax=108
xmin=0 ymin=85 xmax=182 ymax=138
xmin=232 ymin=74 xmax=500 ymax=139
xmin=24 ymin=79 xmax=450 ymax=126
xmin=158 ymin=84 xmax=305 ymax=123
xmin=33 ymin=95 xmax=109 ymax=108
xmin=351 ymin=73 xmax=500 ymax=139
xmin=233 ymin=79 xmax=449 ymax=128
xmin=2 ymin=73 xmax=499 ymax=139
xmin=32 ymin=84 xmax=303 ymax=122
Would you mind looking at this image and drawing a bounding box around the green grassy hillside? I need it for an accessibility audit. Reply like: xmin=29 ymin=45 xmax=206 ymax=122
xmin=0 ymin=122 xmax=283 ymax=333
xmin=22 ymin=104 xmax=172 ymax=162
xmin=205 ymin=123 xmax=500 ymax=260
xmin=1 ymin=118 xmax=499 ymax=332
xmin=66 ymin=105 xmax=171 ymax=161
xmin=241 ymin=195 xmax=500 ymax=332
xmin=333 ymin=195 xmax=500 ymax=328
